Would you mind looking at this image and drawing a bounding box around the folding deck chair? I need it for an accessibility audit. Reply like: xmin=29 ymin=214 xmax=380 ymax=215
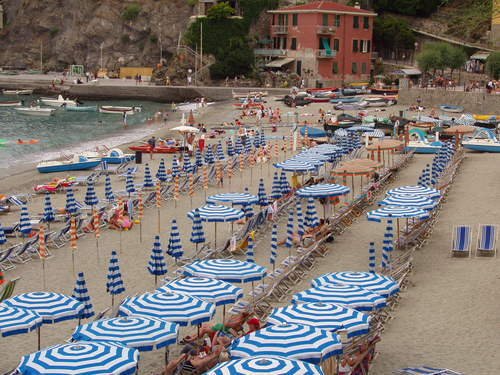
xmin=450 ymin=225 xmax=472 ymax=257
xmin=0 ymin=245 xmax=20 ymax=271
xmin=476 ymin=224 xmax=497 ymax=257
xmin=0 ymin=277 xmax=20 ymax=302
xmin=393 ymin=365 xmax=463 ymax=375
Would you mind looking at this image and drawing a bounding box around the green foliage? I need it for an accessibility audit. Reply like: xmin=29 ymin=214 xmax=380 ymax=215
xmin=373 ymin=0 xmax=444 ymax=17
xmin=149 ymin=34 xmax=158 ymax=44
xmin=486 ymin=52 xmax=500 ymax=80
xmin=186 ymin=0 xmax=198 ymax=6
xmin=207 ymin=2 xmax=235 ymax=20
xmin=445 ymin=0 xmax=492 ymax=42
xmin=416 ymin=42 xmax=467 ymax=74
xmin=122 ymin=3 xmax=141 ymax=21
xmin=49 ymin=27 xmax=59 ymax=37
xmin=210 ymin=38 xmax=255 ymax=78
xmin=374 ymin=15 xmax=415 ymax=50
xmin=238 ymin=0 xmax=279 ymax=29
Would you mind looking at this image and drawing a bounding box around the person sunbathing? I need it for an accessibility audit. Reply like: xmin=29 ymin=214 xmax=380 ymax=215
xmin=181 ymin=312 xmax=251 ymax=344
xmin=163 ymin=345 xmax=224 ymax=375
xmin=108 ymin=212 xmax=133 ymax=230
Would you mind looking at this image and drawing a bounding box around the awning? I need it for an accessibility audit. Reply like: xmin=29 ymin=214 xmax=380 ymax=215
xmin=470 ymin=51 xmax=490 ymax=61
xmin=392 ymin=68 xmax=422 ymax=76
xmin=265 ymin=57 xmax=295 ymax=68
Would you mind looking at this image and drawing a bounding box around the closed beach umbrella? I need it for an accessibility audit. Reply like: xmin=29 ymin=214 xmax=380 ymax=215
xmin=190 ymin=208 xmax=205 ymax=248
xmin=0 ymin=224 xmax=6 ymax=245
xmin=72 ymin=316 xmax=178 ymax=352
xmin=270 ymin=224 xmax=278 ymax=268
xmin=246 ymin=234 xmax=255 ymax=263
xmin=72 ymin=272 xmax=95 ymax=320
xmin=125 ymin=170 xmax=135 ymax=195
xmin=293 ymin=284 xmax=387 ymax=312
xmin=206 ymin=356 xmax=324 ymax=375
xmin=148 ymin=235 xmax=168 ymax=285
xmin=368 ymin=242 xmax=376 ymax=273
xmin=305 ymin=198 xmax=320 ymax=229
xmin=253 ymin=132 xmax=261 ymax=149
xmin=119 ymin=292 xmax=215 ymax=326
xmin=84 ymin=182 xmax=99 ymax=207
xmin=43 ymin=194 xmax=55 ymax=225
xmin=312 ymin=271 xmax=399 ymax=298
xmin=205 ymin=147 xmax=215 ymax=165
xmin=280 ymin=171 xmax=291 ymax=195
xmin=379 ymin=194 xmax=438 ymax=210
xmin=381 ymin=219 xmax=394 ymax=270
xmin=297 ymin=184 xmax=350 ymax=198
xmin=243 ymin=202 xmax=254 ymax=219
xmin=105 ymin=175 xmax=115 ymax=202
xmin=235 ymin=137 xmax=243 ymax=155
xmin=181 ymin=259 xmax=267 ymax=283
xmin=107 ymin=250 xmax=126 ymax=306
xmin=296 ymin=201 xmax=305 ymax=238
xmin=285 ymin=210 xmax=294 ymax=249
xmin=156 ymin=159 xmax=168 ymax=182
xmin=167 ymin=219 xmax=184 ymax=260
xmin=227 ymin=139 xmax=235 ymax=156
xmin=195 ymin=149 xmax=204 ymax=167
xmin=260 ymin=129 xmax=266 ymax=146
xmin=158 ymin=277 xmax=243 ymax=306
xmin=0 ymin=306 xmax=42 ymax=337
xmin=366 ymin=206 xmax=430 ymax=222
xmin=183 ymin=154 xmax=193 ymax=173
xmin=244 ymin=137 xmax=252 ymax=154
xmin=171 ymin=155 xmax=181 ymax=176
xmin=17 ymin=341 xmax=139 ymax=375
xmin=216 ymin=142 xmax=225 ymax=160
xmin=19 ymin=205 xmax=32 ymax=236
xmin=270 ymin=171 xmax=282 ymax=200
xmin=267 ymin=302 xmax=370 ymax=338
xmin=386 ymin=185 xmax=440 ymax=199
xmin=257 ymin=179 xmax=269 ymax=207
xmin=143 ymin=164 xmax=154 ymax=188
xmin=230 ymin=323 xmax=342 ymax=364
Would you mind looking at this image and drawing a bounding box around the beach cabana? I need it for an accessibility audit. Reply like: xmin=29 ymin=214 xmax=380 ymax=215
xmin=442 ymin=125 xmax=476 ymax=148
xmin=205 ymin=356 xmax=325 ymax=375
xmin=365 ymin=139 xmax=403 ymax=166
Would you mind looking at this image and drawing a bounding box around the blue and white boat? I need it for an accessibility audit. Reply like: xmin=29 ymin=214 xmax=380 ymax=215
xmin=64 ymin=105 xmax=98 ymax=112
xmin=102 ymin=148 xmax=135 ymax=164
xmin=330 ymin=96 xmax=360 ymax=104
xmin=37 ymin=155 xmax=101 ymax=173
xmin=405 ymin=128 xmax=443 ymax=154
xmin=300 ymin=126 xmax=326 ymax=138
xmin=462 ymin=128 xmax=500 ymax=152
xmin=440 ymin=104 xmax=464 ymax=113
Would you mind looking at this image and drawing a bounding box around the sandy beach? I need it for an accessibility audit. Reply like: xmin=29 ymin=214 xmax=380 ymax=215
xmin=1 ymin=96 xmax=499 ymax=375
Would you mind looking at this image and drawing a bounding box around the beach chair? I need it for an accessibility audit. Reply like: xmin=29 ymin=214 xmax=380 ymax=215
xmin=0 ymin=277 xmax=20 ymax=302
xmin=47 ymin=222 xmax=71 ymax=248
xmin=450 ymin=225 xmax=472 ymax=257
xmin=73 ymin=172 xmax=99 ymax=186
xmin=0 ymin=245 xmax=20 ymax=271
xmin=118 ymin=166 xmax=138 ymax=179
xmin=476 ymin=224 xmax=497 ymax=257
xmin=12 ymin=236 xmax=39 ymax=263
xmin=393 ymin=366 xmax=463 ymax=375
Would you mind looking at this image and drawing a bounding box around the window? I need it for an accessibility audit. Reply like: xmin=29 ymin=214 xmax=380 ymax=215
xmin=361 ymin=62 xmax=367 ymax=74
xmin=333 ymin=39 xmax=340 ymax=52
xmin=291 ymin=38 xmax=297 ymax=50
xmin=353 ymin=40 xmax=359 ymax=53
xmin=332 ymin=62 xmax=339 ymax=74
xmin=281 ymin=37 xmax=287 ymax=49
xmin=367 ymin=40 xmax=371 ymax=52
xmin=363 ymin=16 xmax=369 ymax=29
xmin=334 ymin=15 xmax=341 ymax=27
xmin=353 ymin=16 xmax=359 ymax=29
xmin=319 ymin=37 xmax=330 ymax=50
xmin=296 ymin=60 xmax=302 ymax=76
xmin=352 ymin=62 xmax=358 ymax=74
xmin=322 ymin=14 xmax=329 ymax=26
xmin=292 ymin=14 xmax=298 ymax=26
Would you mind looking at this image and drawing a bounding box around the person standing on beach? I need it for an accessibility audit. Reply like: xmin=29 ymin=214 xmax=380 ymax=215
xmin=122 ymin=112 xmax=128 ymax=128
xmin=198 ymin=133 xmax=206 ymax=152
xmin=147 ymin=136 xmax=156 ymax=159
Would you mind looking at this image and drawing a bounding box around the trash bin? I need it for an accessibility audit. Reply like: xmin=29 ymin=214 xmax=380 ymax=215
xmin=135 ymin=151 xmax=142 ymax=164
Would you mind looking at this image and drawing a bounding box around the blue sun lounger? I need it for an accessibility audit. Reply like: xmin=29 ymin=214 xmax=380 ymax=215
xmin=476 ymin=224 xmax=497 ymax=257
xmin=451 ymin=225 xmax=472 ymax=257
xmin=394 ymin=365 xmax=463 ymax=374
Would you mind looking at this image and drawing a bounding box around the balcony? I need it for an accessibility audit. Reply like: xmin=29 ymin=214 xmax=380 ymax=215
xmin=317 ymin=50 xmax=337 ymax=59
xmin=271 ymin=25 xmax=289 ymax=34
xmin=254 ymin=49 xmax=287 ymax=57
xmin=316 ymin=25 xmax=336 ymax=34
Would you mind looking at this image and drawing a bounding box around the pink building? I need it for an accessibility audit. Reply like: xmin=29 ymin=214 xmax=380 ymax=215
xmin=263 ymin=1 xmax=377 ymax=86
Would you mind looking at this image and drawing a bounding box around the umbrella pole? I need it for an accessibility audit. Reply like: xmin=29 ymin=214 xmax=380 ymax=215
xmin=223 ymin=305 xmax=226 ymax=321
xmin=119 ymin=230 xmax=123 ymax=254
xmin=158 ymin=208 xmax=161 ymax=234
xmin=214 ymin=222 xmax=217 ymax=249
xmin=96 ymin=238 xmax=100 ymax=264
xmin=41 ymin=259 xmax=46 ymax=290
xmin=165 ymin=347 xmax=170 ymax=366
xmin=140 ymin=221 xmax=143 ymax=243
xmin=37 ymin=327 xmax=41 ymax=351
xmin=155 ymin=275 xmax=158 ymax=287
xmin=71 ymin=249 xmax=75 ymax=276
xmin=397 ymin=219 xmax=400 ymax=243
xmin=111 ymin=294 xmax=115 ymax=308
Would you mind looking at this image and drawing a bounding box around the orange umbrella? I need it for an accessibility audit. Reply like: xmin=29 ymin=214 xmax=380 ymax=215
xmin=332 ymin=165 xmax=374 ymax=197
xmin=239 ymin=153 xmax=244 ymax=173
xmin=93 ymin=209 xmax=101 ymax=262
xmin=227 ymin=159 xmax=233 ymax=184
xmin=138 ymin=191 xmax=144 ymax=242
xmin=156 ymin=182 xmax=162 ymax=209
xmin=216 ymin=161 xmax=224 ymax=187
xmin=38 ymin=225 xmax=49 ymax=288
xmin=189 ymin=173 xmax=195 ymax=207
xmin=442 ymin=125 xmax=476 ymax=135
xmin=274 ymin=142 xmax=279 ymax=160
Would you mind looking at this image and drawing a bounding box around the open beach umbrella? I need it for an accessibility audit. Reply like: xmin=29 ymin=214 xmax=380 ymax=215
xmin=312 ymin=271 xmax=399 ymax=298
xmin=285 ymin=210 xmax=294 ymax=250
xmin=379 ymin=194 xmax=438 ymax=211
xmin=190 ymin=208 xmax=205 ymax=250
xmin=106 ymin=250 xmax=126 ymax=306
xmin=19 ymin=205 xmax=32 ymax=236
xmin=270 ymin=171 xmax=282 ymax=200
xmin=270 ymin=224 xmax=278 ymax=269
xmin=0 ymin=306 xmax=42 ymax=337
xmin=171 ymin=155 xmax=181 ymax=176
xmin=275 ymin=160 xmax=316 ymax=173
xmin=158 ymin=277 xmax=243 ymax=306
xmin=267 ymin=302 xmax=370 ymax=338
xmin=143 ymin=164 xmax=154 ymax=188
xmin=84 ymin=182 xmax=99 ymax=207
xmin=167 ymin=219 xmax=184 ymax=261
xmin=293 ymin=284 xmax=387 ymax=312
xmin=17 ymin=341 xmax=139 ymax=375
xmin=366 ymin=206 xmax=430 ymax=222
xmin=297 ymin=184 xmax=350 ymax=199
xmin=105 ymin=175 xmax=115 ymax=202
xmin=195 ymin=149 xmax=204 ymax=167
xmin=305 ymin=198 xmax=320 ymax=229
xmin=296 ymin=201 xmax=305 ymax=238
xmin=280 ymin=171 xmax=291 ymax=195
xmin=246 ymin=234 xmax=255 ymax=263
xmin=205 ymin=146 xmax=215 ymax=165
xmin=119 ymin=292 xmax=215 ymax=326
xmin=72 ymin=272 xmax=95 ymax=320
xmin=156 ymin=159 xmax=168 ymax=182
xmin=181 ymin=259 xmax=267 ymax=283
xmin=207 ymin=192 xmax=258 ymax=206
xmin=148 ymin=235 xmax=168 ymax=285
xmin=125 ymin=170 xmax=135 ymax=195
xmin=72 ymin=316 xmax=178 ymax=352
xmin=386 ymin=185 xmax=441 ymax=199
xmin=206 ymin=356 xmax=324 ymax=375
xmin=230 ymin=323 xmax=342 ymax=365
xmin=368 ymin=242 xmax=376 ymax=273
xmin=43 ymin=194 xmax=55 ymax=226
xmin=257 ymin=179 xmax=269 ymax=207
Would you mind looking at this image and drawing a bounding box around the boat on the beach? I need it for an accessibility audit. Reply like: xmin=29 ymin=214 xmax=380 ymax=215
xmin=37 ymin=155 xmax=101 ymax=173
xmin=64 ymin=105 xmax=98 ymax=112
xmin=83 ymin=147 xmax=135 ymax=164
xmin=39 ymin=94 xmax=78 ymax=107
xmin=359 ymin=97 xmax=396 ymax=107
xmin=300 ymin=126 xmax=327 ymax=138
xmin=232 ymin=90 xmax=268 ymax=99
xmin=2 ymin=89 xmax=33 ymax=95
xmin=99 ymin=105 xmax=140 ymax=115
xmin=129 ymin=144 xmax=183 ymax=154
xmin=330 ymin=96 xmax=360 ymax=104
xmin=370 ymin=87 xmax=399 ymax=95
xmin=473 ymin=114 xmax=497 ymax=121
xmin=462 ymin=128 xmax=500 ymax=152
xmin=440 ymin=104 xmax=463 ymax=113
xmin=14 ymin=106 xmax=55 ymax=116
xmin=405 ymin=128 xmax=443 ymax=154
xmin=304 ymin=96 xmax=332 ymax=103
xmin=334 ymin=102 xmax=367 ymax=110
xmin=0 ymin=100 xmax=22 ymax=107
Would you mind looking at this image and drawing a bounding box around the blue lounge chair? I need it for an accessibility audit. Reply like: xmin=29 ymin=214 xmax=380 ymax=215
xmin=476 ymin=224 xmax=497 ymax=257
xmin=394 ymin=365 xmax=463 ymax=374
xmin=451 ymin=225 xmax=472 ymax=257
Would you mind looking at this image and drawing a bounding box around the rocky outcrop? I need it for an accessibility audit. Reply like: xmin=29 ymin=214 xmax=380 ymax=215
xmin=0 ymin=0 xmax=194 ymax=70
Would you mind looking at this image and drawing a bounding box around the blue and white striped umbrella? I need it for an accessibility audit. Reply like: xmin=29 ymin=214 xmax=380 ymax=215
xmin=205 ymin=147 xmax=215 ymax=165
xmin=246 ymin=234 xmax=255 ymax=263
xmin=19 ymin=205 xmax=32 ymax=235
xmin=368 ymin=242 xmax=376 ymax=273
xmin=291 ymin=155 xmax=325 ymax=167
xmin=107 ymin=250 xmax=125 ymax=297
xmin=183 ymin=154 xmax=193 ymax=173
xmin=143 ymin=164 xmax=154 ymax=188
xmin=257 ymin=179 xmax=269 ymax=207
xmin=296 ymin=201 xmax=305 ymax=238
xmin=167 ymin=219 xmax=184 ymax=260
xmin=187 ymin=204 xmax=244 ymax=223
xmin=84 ymin=182 xmax=99 ymax=207
xmin=280 ymin=171 xmax=291 ymax=195
xmin=267 ymin=303 xmax=370 ymax=338
xmin=260 ymin=129 xmax=266 ymax=147
xmin=230 ymin=324 xmax=342 ymax=365
xmin=216 ymin=142 xmax=226 ymax=160
xmin=195 ymin=149 xmax=204 ymax=168
xmin=72 ymin=272 xmax=95 ymax=319
xmin=0 ymin=306 xmax=42 ymax=337
xmin=207 ymin=192 xmax=258 ymax=206
xmin=171 ymin=155 xmax=181 ymax=176
xmin=386 ymin=185 xmax=441 ymax=199
xmin=43 ymin=194 xmax=55 ymax=224
xmin=285 ymin=210 xmax=294 ymax=249
xmin=125 ymin=170 xmax=135 ymax=195
xmin=207 ymin=356 xmax=324 ymax=375
xmin=227 ymin=140 xmax=235 ymax=157
xmin=270 ymin=171 xmax=282 ymax=200
xmin=334 ymin=128 xmax=348 ymax=137
xmin=270 ymin=224 xmax=278 ymax=266
xmin=2 ymin=292 xmax=83 ymax=324
xmin=381 ymin=219 xmax=394 ymax=270
xmin=181 ymin=259 xmax=267 ymax=283
xmin=0 ymin=223 xmax=6 ymax=245
xmin=367 ymin=206 xmax=430 ymax=222
xmin=275 ymin=160 xmax=316 ymax=172
xmin=362 ymin=129 xmax=385 ymax=138
xmin=105 ymin=175 xmax=115 ymax=202
xmin=380 ymin=194 xmax=438 ymax=211
xmin=17 ymin=341 xmax=139 ymax=375
xmin=158 ymin=277 xmax=243 ymax=306
xmin=65 ymin=187 xmax=78 ymax=214
xmin=72 ymin=316 xmax=178 ymax=352
xmin=243 ymin=202 xmax=254 ymax=219
xmin=244 ymin=137 xmax=252 ymax=154
xmin=235 ymin=137 xmax=243 ymax=155
xmin=297 ymin=184 xmax=350 ymax=198
xmin=119 ymin=292 xmax=215 ymax=326
xmin=293 ymin=284 xmax=387 ymax=312
xmin=253 ymin=132 xmax=261 ymax=149
xmin=305 ymin=198 xmax=320 ymax=229
xmin=156 ymin=159 xmax=168 ymax=182
xmin=312 ymin=271 xmax=399 ymax=298
xmin=148 ymin=235 xmax=168 ymax=277
xmin=189 ymin=209 xmax=205 ymax=245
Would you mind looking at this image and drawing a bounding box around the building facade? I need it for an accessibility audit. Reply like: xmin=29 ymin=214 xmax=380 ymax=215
xmin=264 ymin=1 xmax=376 ymax=86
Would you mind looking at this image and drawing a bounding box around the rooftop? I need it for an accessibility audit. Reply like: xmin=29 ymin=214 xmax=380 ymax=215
xmin=269 ymin=1 xmax=377 ymax=16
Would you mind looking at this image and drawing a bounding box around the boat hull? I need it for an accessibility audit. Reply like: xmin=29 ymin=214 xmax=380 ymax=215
xmin=37 ymin=160 xmax=101 ymax=173
xmin=0 ymin=101 xmax=21 ymax=107
xmin=440 ymin=105 xmax=463 ymax=113
xmin=404 ymin=146 xmax=441 ymax=154
xmin=100 ymin=106 xmax=134 ymax=115
xmin=102 ymin=155 xmax=135 ymax=164
xmin=129 ymin=145 xmax=182 ymax=154
xmin=462 ymin=143 xmax=500 ymax=152
xmin=64 ymin=106 xmax=97 ymax=112
xmin=15 ymin=108 xmax=55 ymax=116
xmin=371 ymin=88 xmax=398 ymax=95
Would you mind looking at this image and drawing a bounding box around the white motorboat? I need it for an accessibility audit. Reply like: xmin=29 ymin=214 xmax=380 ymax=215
xmin=0 ymin=100 xmax=22 ymax=107
xmin=99 ymin=105 xmax=140 ymax=115
xmin=15 ymin=106 xmax=55 ymax=116
xmin=462 ymin=128 xmax=500 ymax=152
xmin=3 ymin=89 xmax=33 ymax=95
xmin=39 ymin=94 xmax=78 ymax=107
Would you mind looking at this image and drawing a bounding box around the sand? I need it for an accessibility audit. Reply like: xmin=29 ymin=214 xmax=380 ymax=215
xmin=1 ymin=97 xmax=498 ymax=374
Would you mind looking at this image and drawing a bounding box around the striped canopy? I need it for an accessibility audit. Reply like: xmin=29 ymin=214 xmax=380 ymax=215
xmin=119 ymin=292 xmax=215 ymax=326
xmin=72 ymin=272 xmax=95 ymax=319
xmin=0 ymin=306 xmax=42 ymax=337
xmin=105 ymin=175 xmax=115 ymax=202
xmin=297 ymin=184 xmax=350 ymax=198
xmin=171 ymin=155 xmax=181 ymax=175
xmin=270 ymin=171 xmax=282 ymax=200
xmin=270 ymin=224 xmax=278 ymax=266
xmin=230 ymin=323 xmax=342 ymax=364
xmin=257 ymin=179 xmax=269 ymax=207
xmin=84 ymin=182 xmax=99 ymax=206
xmin=267 ymin=302 xmax=370 ymax=338
xmin=367 ymin=206 xmax=430 ymax=222
xmin=362 ymin=129 xmax=385 ymax=138
xmin=181 ymin=259 xmax=267 ymax=283
xmin=379 ymin=194 xmax=438 ymax=210
xmin=275 ymin=160 xmax=316 ymax=172
xmin=19 ymin=205 xmax=32 ymax=235
xmin=158 ymin=277 xmax=243 ymax=306
xmin=291 ymin=156 xmax=325 ymax=167
xmin=187 ymin=205 xmax=244 ymax=223
xmin=292 ymin=283 xmax=387 ymax=312
xmin=305 ymin=198 xmax=320 ymax=229
xmin=205 ymin=147 xmax=215 ymax=164
xmin=17 ymin=341 xmax=138 ymax=375
xmin=312 ymin=271 xmax=399 ymax=298
xmin=43 ymin=194 xmax=55 ymax=223
xmin=207 ymin=192 xmax=258 ymax=205
xmin=183 ymin=155 xmax=194 ymax=173
xmin=280 ymin=171 xmax=291 ymax=195
xmin=72 ymin=316 xmax=178 ymax=351
xmin=2 ymin=292 xmax=83 ymax=324
xmin=206 ymin=356 xmax=324 ymax=375
xmin=195 ymin=149 xmax=204 ymax=167
xmin=227 ymin=140 xmax=235 ymax=156
xmin=386 ymin=185 xmax=441 ymax=199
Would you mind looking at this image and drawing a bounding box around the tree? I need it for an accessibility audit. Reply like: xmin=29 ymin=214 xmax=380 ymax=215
xmin=416 ymin=42 xmax=466 ymax=76
xmin=210 ymin=38 xmax=254 ymax=78
xmin=416 ymin=48 xmax=443 ymax=75
xmin=486 ymin=52 xmax=500 ymax=80
xmin=207 ymin=2 xmax=235 ymax=20
xmin=374 ymin=16 xmax=415 ymax=51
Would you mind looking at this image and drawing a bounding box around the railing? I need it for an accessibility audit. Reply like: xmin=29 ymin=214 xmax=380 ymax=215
xmin=271 ymin=24 xmax=289 ymax=34
xmin=317 ymin=49 xmax=337 ymax=58
xmin=253 ymin=48 xmax=287 ymax=57
xmin=316 ymin=25 xmax=336 ymax=34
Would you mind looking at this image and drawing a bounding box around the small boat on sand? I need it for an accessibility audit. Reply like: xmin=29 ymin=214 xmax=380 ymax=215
xmin=405 ymin=128 xmax=443 ymax=154
xmin=300 ymin=126 xmax=327 ymax=138
xmin=37 ymin=155 xmax=101 ymax=173
xmin=0 ymin=100 xmax=22 ymax=107
xmin=370 ymin=87 xmax=398 ymax=95
xmin=99 ymin=106 xmax=140 ymax=115
xmin=40 ymin=95 xmax=78 ymax=107
xmin=440 ymin=104 xmax=463 ymax=113
xmin=15 ymin=106 xmax=55 ymax=116
xmin=232 ymin=90 xmax=268 ymax=99
xmin=462 ymin=128 xmax=500 ymax=152
xmin=3 ymin=89 xmax=33 ymax=95
xmin=83 ymin=148 xmax=134 ymax=164
xmin=64 ymin=105 xmax=97 ymax=112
